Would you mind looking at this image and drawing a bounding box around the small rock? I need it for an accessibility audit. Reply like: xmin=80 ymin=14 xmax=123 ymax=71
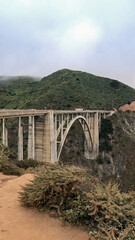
xmin=1 ymin=229 xmax=8 ymax=232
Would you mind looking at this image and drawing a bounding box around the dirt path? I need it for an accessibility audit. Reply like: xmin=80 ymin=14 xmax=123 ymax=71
xmin=0 ymin=173 xmax=88 ymax=240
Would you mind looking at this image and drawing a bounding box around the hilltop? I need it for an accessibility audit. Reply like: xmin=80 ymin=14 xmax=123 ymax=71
xmin=0 ymin=69 xmax=134 ymax=109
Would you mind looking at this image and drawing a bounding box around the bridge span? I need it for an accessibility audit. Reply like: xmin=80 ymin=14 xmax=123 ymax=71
xmin=0 ymin=109 xmax=114 ymax=163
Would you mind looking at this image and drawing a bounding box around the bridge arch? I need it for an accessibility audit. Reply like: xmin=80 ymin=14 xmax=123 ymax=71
xmin=57 ymin=115 xmax=93 ymax=161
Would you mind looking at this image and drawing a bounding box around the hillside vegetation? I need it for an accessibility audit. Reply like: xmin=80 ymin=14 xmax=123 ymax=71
xmin=0 ymin=69 xmax=135 ymax=109
xmin=104 ymin=111 xmax=135 ymax=191
xmin=59 ymin=111 xmax=135 ymax=193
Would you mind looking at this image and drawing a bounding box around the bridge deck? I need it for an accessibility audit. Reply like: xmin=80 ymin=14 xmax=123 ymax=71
xmin=0 ymin=109 xmax=114 ymax=118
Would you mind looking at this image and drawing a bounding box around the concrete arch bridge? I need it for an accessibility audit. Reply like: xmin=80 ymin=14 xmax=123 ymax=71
xmin=0 ymin=109 xmax=114 ymax=163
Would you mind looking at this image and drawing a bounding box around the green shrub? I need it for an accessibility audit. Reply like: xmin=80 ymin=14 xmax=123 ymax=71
xmin=99 ymin=118 xmax=113 ymax=153
xmin=19 ymin=163 xmax=135 ymax=239
xmin=77 ymin=151 xmax=80 ymax=156
xmin=0 ymin=162 xmax=21 ymax=176
xmin=16 ymin=159 xmax=41 ymax=169
xmin=99 ymin=141 xmax=112 ymax=152
xmin=110 ymin=80 xmax=120 ymax=89
xmin=100 ymin=118 xmax=113 ymax=140
xmin=0 ymin=142 xmax=21 ymax=175
xmin=96 ymin=156 xmax=104 ymax=164
xmin=0 ymin=143 xmax=43 ymax=175
xmin=104 ymin=157 xmax=111 ymax=164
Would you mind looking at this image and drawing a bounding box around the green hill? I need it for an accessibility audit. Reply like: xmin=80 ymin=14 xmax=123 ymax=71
xmin=0 ymin=69 xmax=134 ymax=109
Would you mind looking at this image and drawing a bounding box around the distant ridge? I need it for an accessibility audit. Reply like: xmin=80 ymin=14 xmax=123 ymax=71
xmin=0 ymin=69 xmax=134 ymax=110
xmin=0 ymin=76 xmax=41 ymax=83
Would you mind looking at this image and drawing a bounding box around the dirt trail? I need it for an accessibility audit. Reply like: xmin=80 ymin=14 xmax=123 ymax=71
xmin=0 ymin=173 xmax=88 ymax=240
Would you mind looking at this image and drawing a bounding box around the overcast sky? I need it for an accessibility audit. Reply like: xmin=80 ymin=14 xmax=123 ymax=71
xmin=0 ymin=0 xmax=135 ymax=88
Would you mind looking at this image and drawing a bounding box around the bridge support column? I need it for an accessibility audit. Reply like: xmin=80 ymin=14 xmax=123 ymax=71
xmin=92 ymin=113 xmax=99 ymax=159
xmin=28 ymin=116 xmax=35 ymax=159
xmin=84 ymin=128 xmax=92 ymax=159
xmin=2 ymin=118 xmax=8 ymax=147
xmin=18 ymin=117 xmax=23 ymax=160
xmin=80 ymin=120 xmax=92 ymax=159
xmin=43 ymin=111 xmax=56 ymax=163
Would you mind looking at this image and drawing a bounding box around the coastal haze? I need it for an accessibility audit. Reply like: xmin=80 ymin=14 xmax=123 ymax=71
xmin=0 ymin=0 xmax=135 ymax=88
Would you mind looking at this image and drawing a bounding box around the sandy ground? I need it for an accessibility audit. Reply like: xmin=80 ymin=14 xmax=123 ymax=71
xmin=119 ymin=101 xmax=135 ymax=111
xmin=0 ymin=173 xmax=88 ymax=240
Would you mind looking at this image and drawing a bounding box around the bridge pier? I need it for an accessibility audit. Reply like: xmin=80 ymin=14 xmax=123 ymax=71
xmin=28 ymin=116 xmax=35 ymax=159
xmin=42 ymin=112 xmax=56 ymax=164
xmin=80 ymin=120 xmax=92 ymax=159
xmin=92 ymin=112 xmax=99 ymax=159
xmin=2 ymin=118 xmax=8 ymax=147
xmin=83 ymin=127 xmax=92 ymax=159
xmin=80 ymin=113 xmax=99 ymax=160
xmin=50 ymin=111 xmax=56 ymax=163
xmin=18 ymin=117 xmax=23 ymax=160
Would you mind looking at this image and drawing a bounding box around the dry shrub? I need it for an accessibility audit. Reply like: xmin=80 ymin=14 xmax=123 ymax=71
xmin=0 ymin=142 xmax=42 ymax=175
xmin=16 ymin=159 xmax=43 ymax=169
xmin=19 ymin=163 xmax=135 ymax=239
xmin=0 ymin=142 xmax=21 ymax=176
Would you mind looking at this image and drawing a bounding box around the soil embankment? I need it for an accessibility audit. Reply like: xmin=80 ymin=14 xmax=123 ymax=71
xmin=0 ymin=173 xmax=88 ymax=240
xmin=119 ymin=101 xmax=135 ymax=111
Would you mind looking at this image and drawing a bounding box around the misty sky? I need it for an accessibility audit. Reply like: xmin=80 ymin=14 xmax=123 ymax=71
xmin=0 ymin=0 xmax=135 ymax=88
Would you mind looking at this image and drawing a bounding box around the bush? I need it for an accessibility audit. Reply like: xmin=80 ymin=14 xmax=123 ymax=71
xmin=0 ymin=162 xmax=21 ymax=176
xmin=96 ymin=156 xmax=104 ymax=164
xmin=0 ymin=142 xmax=21 ymax=175
xmin=0 ymin=142 xmax=44 ymax=175
xmin=19 ymin=163 xmax=135 ymax=239
xmin=110 ymin=80 xmax=120 ymax=89
xmin=16 ymin=159 xmax=41 ymax=169
xmin=100 ymin=118 xmax=113 ymax=140
xmin=99 ymin=118 xmax=113 ymax=153
xmin=99 ymin=141 xmax=113 ymax=152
